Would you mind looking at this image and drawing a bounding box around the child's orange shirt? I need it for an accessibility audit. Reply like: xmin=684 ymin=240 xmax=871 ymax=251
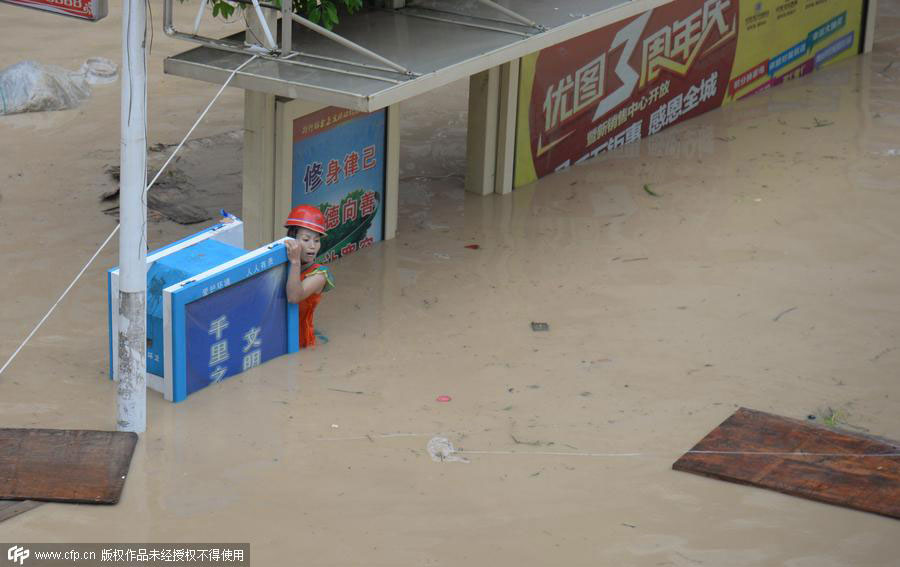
xmin=298 ymin=263 xmax=334 ymax=348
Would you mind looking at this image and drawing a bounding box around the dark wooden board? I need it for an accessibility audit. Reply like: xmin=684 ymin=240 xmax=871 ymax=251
xmin=0 ymin=429 xmax=138 ymax=504
xmin=0 ymin=500 xmax=44 ymax=523
xmin=673 ymin=408 xmax=900 ymax=519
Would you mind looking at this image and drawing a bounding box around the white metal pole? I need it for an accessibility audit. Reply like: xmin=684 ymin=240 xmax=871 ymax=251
xmin=250 ymin=0 xmax=277 ymax=49
xmin=281 ymin=0 xmax=292 ymax=57
xmin=118 ymin=0 xmax=148 ymax=433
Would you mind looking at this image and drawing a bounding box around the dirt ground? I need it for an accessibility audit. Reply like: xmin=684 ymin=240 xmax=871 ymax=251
xmin=1 ymin=2 xmax=899 ymax=565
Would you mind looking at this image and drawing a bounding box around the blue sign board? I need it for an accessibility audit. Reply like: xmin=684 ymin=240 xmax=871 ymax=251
xmin=814 ymin=31 xmax=855 ymax=68
xmin=166 ymin=240 xmax=299 ymax=402
xmin=107 ymin=219 xmax=245 ymax=392
xmin=291 ymin=107 xmax=386 ymax=263
xmin=184 ymin=264 xmax=288 ymax=397
xmin=146 ymin=238 xmax=245 ymax=376
xmin=108 ymin=220 xmax=301 ymax=403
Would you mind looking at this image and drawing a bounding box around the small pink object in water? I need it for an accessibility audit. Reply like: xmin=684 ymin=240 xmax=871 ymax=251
xmin=436 ymin=395 xmax=452 ymax=402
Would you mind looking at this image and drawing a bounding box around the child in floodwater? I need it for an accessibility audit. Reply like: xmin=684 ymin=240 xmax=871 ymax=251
xmin=283 ymin=205 xmax=334 ymax=348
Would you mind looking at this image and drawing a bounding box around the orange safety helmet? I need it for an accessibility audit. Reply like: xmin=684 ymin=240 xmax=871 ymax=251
xmin=284 ymin=205 xmax=327 ymax=236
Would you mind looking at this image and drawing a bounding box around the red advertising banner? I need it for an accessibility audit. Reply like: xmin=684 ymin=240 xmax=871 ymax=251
xmin=518 ymin=0 xmax=738 ymax=182
xmin=514 ymin=0 xmax=863 ymax=187
xmin=1 ymin=0 xmax=108 ymax=21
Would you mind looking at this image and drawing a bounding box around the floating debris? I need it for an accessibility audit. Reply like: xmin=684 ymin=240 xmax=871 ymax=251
xmin=773 ymin=306 xmax=798 ymax=322
xmin=426 ymin=437 xmax=469 ymax=463
xmin=643 ymin=184 xmax=660 ymax=197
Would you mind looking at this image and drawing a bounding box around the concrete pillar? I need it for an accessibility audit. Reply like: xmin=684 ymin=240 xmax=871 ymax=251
xmin=242 ymin=90 xmax=278 ymax=249
xmin=494 ymin=59 xmax=520 ymax=195
xmin=384 ymin=103 xmax=400 ymax=240
xmin=465 ymin=66 xmax=500 ymax=195
xmin=863 ymin=0 xmax=878 ymax=54
xmin=466 ymin=60 xmax=520 ymax=196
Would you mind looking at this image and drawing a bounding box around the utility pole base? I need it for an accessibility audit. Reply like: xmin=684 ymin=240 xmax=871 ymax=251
xmin=117 ymin=290 xmax=146 ymax=432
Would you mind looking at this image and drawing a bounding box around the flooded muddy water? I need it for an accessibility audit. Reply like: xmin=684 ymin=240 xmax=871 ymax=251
xmin=1 ymin=2 xmax=898 ymax=565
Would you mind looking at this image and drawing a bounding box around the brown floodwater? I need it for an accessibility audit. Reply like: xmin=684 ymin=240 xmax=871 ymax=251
xmin=1 ymin=2 xmax=898 ymax=565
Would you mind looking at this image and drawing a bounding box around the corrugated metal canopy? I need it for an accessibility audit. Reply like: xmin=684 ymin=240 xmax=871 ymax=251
xmin=164 ymin=0 xmax=670 ymax=111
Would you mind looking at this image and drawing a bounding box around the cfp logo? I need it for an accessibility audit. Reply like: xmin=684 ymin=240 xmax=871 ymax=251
xmin=6 ymin=546 xmax=29 ymax=565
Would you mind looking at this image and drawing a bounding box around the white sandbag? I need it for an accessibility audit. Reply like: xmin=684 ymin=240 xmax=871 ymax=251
xmin=0 ymin=60 xmax=92 ymax=116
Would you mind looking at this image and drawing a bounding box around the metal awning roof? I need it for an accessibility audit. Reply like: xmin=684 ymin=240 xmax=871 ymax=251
xmin=164 ymin=0 xmax=669 ymax=112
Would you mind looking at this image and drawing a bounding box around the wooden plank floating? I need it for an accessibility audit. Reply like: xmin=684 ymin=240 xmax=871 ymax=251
xmin=0 ymin=429 xmax=138 ymax=504
xmin=0 ymin=500 xmax=43 ymax=523
xmin=673 ymin=408 xmax=900 ymax=519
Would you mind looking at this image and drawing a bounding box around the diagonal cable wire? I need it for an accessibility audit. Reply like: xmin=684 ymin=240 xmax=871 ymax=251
xmin=0 ymin=55 xmax=259 ymax=378
xmin=0 ymin=227 xmax=121 ymax=377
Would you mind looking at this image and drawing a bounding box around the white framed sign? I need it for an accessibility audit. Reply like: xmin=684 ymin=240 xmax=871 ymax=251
xmin=1 ymin=0 xmax=108 ymax=21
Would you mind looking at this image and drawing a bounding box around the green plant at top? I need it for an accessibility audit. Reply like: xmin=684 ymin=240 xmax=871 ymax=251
xmin=183 ymin=0 xmax=365 ymax=31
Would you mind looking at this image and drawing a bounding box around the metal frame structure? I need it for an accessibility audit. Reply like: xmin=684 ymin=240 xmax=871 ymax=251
xmin=164 ymin=0 xmax=671 ymax=112
xmin=398 ymin=0 xmax=545 ymax=37
xmin=474 ymin=0 xmax=544 ymax=29
xmin=394 ymin=8 xmax=534 ymax=38
xmin=164 ymin=0 xmax=416 ymax=80
xmin=164 ymin=0 xmax=674 ymax=249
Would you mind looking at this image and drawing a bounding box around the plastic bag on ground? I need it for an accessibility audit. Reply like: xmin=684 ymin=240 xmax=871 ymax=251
xmin=0 ymin=58 xmax=117 ymax=116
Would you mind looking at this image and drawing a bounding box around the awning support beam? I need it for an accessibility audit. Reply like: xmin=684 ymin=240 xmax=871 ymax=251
xmin=476 ymin=0 xmax=546 ymax=31
xmin=394 ymin=9 xmax=533 ymax=38
xmin=163 ymin=0 xmax=416 ymax=78
xmin=289 ymin=12 xmax=414 ymax=76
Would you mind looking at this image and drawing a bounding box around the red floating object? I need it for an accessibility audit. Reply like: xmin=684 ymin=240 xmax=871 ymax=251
xmin=436 ymin=395 xmax=452 ymax=402
xmin=464 ymin=244 xmax=480 ymax=250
